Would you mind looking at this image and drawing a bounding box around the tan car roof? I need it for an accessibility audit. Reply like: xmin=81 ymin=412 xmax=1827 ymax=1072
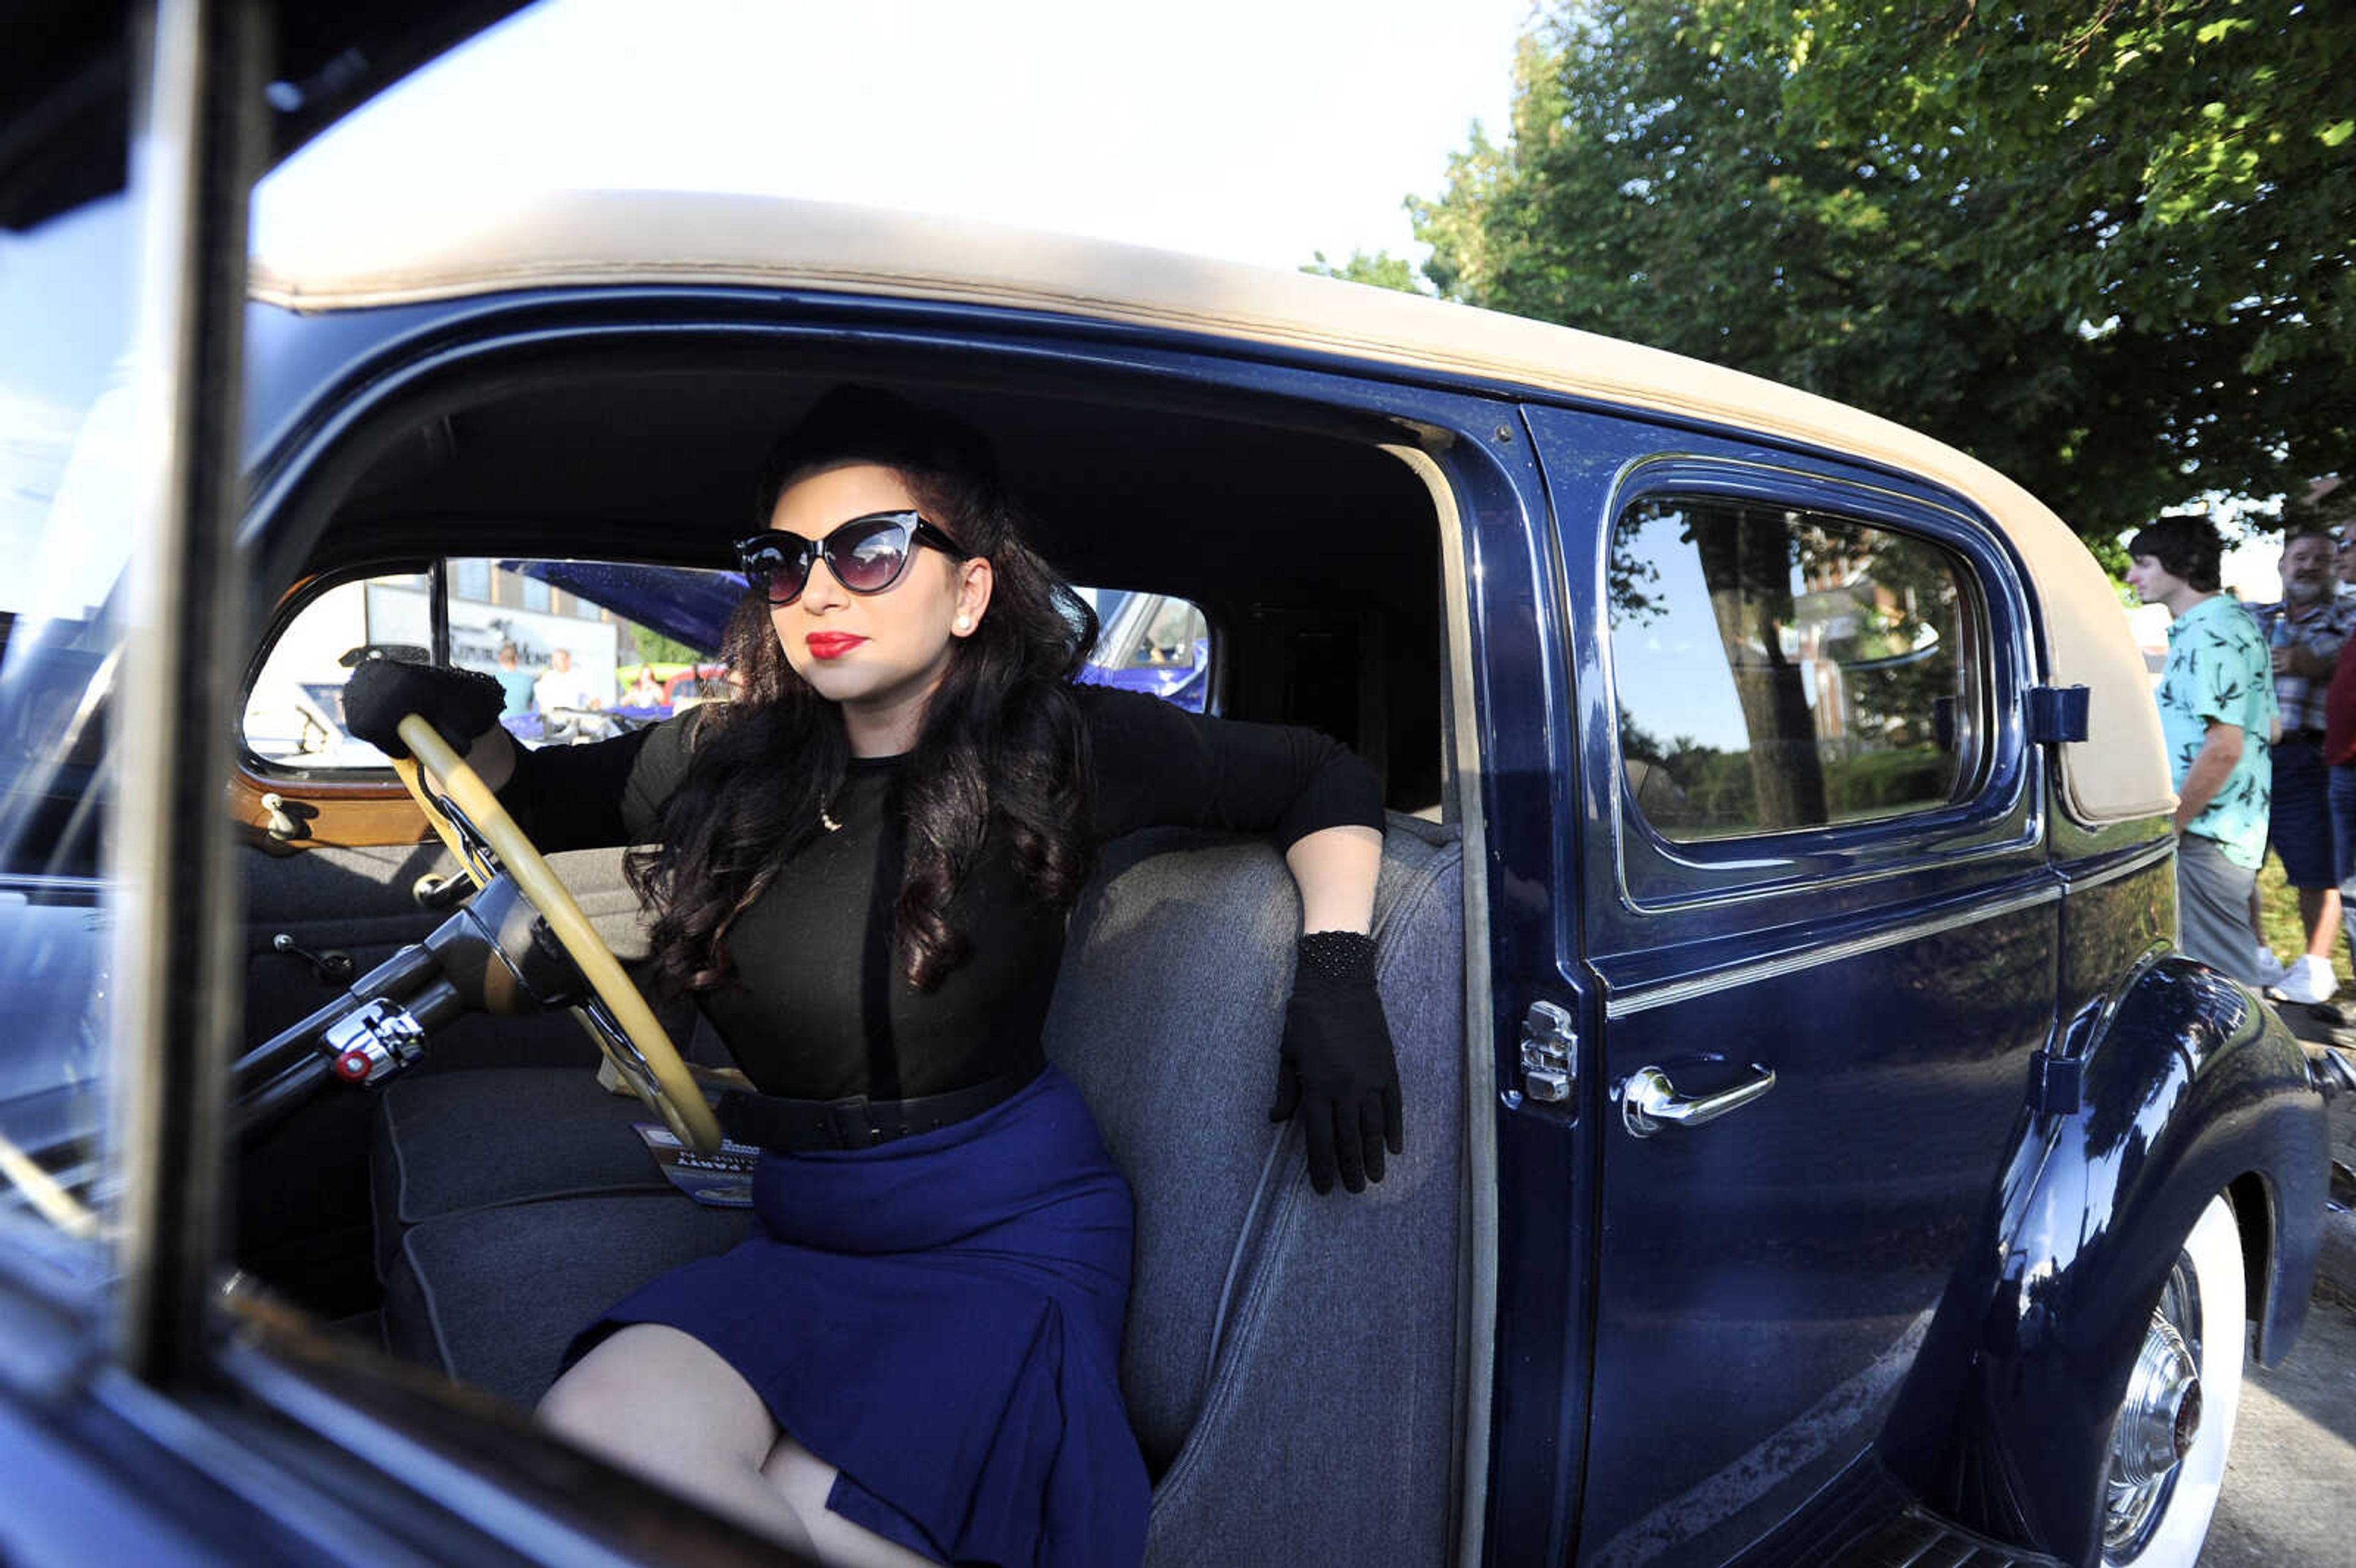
xmin=248 ymin=189 xmax=2167 ymax=823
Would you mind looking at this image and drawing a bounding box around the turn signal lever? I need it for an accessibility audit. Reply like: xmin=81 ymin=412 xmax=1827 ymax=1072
xmin=233 ymin=875 xmax=590 ymax=1135
xmin=271 ymin=932 xmax=355 ymax=985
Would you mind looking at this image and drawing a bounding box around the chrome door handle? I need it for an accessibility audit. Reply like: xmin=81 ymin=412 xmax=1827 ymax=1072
xmin=1619 ymin=1063 xmax=1776 ymax=1138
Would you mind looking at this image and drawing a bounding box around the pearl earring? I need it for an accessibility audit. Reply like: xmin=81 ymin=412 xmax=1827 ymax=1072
xmin=954 ymin=614 xmax=971 ymax=632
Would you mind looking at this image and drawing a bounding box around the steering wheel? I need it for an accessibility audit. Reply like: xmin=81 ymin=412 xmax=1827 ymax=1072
xmin=390 ymin=713 xmax=724 ymax=1155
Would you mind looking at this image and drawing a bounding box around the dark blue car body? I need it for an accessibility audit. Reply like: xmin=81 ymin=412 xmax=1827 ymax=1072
xmin=0 ymin=6 xmax=2333 ymax=1568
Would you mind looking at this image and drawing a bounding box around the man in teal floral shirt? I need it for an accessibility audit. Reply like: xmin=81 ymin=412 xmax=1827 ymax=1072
xmin=2127 ymin=516 xmax=2276 ymax=984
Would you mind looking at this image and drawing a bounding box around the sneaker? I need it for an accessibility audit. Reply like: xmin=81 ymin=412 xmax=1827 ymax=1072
xmin=2255 ymin=947 xmax=2289 ymax=988
xmin=2279 ymin=953 xmax=2339 ymax=1005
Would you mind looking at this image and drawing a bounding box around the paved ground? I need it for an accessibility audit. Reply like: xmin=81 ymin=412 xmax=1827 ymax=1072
xmin=2202 ymin=1288 xmax=2356 ymax=1566
xmin=2200 ymin=1013 xmax=2356 ymax=1566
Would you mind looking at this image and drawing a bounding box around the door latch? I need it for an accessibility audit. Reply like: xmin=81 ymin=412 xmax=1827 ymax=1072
xmin=259 ymin=791 xmax=310 ymax=842
xmin=1519 ymin=1000 xmax=1577 ymax=1104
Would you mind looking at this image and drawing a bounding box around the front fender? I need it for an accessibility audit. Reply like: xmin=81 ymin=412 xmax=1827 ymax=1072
xmin=1898 ymin=951 xmax=2327 ymax=1564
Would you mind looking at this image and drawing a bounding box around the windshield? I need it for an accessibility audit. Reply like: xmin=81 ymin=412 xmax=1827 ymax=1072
xmin=0 ymin=190 xmax=138 ymax=1271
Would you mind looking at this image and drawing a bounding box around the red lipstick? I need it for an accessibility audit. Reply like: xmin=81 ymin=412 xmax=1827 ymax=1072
xmin=806 ymin=632 xmax=868 ymax=661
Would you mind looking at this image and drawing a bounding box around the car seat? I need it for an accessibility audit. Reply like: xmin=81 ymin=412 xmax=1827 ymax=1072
xmin=372 ymin=815 xmax=1466 ymax=1565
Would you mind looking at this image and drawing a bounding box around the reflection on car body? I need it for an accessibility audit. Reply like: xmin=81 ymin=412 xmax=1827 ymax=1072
xmin=0 ymin=8 xmax=2338 ymax=1568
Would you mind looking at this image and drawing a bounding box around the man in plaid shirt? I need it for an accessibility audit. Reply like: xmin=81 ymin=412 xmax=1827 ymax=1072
xmin=2249 ymin=526 xmax=2356 ymax=1003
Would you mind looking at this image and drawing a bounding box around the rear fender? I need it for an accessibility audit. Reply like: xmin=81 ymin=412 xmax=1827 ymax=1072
xmin=1892 ymin=951 xmax=2327 ymax=1563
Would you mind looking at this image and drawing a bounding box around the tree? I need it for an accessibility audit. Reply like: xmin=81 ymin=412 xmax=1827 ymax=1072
xmin=1301 ymin=248 xmax=1428 ymax=294
xmin=1406 ymin=1 xmax=2354 ymax=551
xmin=1730 ymin=0 xmax=2355 ymax=529
xmin=626 ymin=628 xmax=708 ymax=666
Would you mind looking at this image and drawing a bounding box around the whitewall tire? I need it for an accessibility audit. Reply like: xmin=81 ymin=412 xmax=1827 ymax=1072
xmin=2100 ymin=1193 xmax=2246 ymax=1566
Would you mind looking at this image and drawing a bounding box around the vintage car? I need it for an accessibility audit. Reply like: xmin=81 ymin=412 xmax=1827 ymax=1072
xmin=0 ymin=6 xmax=2338 ymax=1567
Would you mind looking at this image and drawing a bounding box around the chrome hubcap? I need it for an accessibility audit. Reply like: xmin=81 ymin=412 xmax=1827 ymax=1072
xmin=2103 ymin=1258 xmax=2203 ymax=1559
xmin=2112 ymin=1313 xmax=2200 ymax=1485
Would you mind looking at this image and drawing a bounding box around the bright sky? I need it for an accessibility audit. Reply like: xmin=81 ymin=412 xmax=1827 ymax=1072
xmin=256 ymin=0 xmax=1539 ymax=273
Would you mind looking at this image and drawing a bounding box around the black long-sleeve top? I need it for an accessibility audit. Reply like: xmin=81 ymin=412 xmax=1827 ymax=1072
xmin=496 ymin=685 xmax=1383 ymax=1102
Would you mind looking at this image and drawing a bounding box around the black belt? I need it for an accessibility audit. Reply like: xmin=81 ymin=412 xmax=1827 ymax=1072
xmin=717 ymin=1063 xmax=1040 ymax=1153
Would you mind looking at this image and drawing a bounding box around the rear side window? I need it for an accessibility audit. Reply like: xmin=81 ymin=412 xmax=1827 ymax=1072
xmin=1607 ymin=495 xmax=1984 ymax=841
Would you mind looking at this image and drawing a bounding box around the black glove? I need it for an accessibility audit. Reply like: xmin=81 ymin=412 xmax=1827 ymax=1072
xmin=341 ymin=655 xmax=505 ymax=761
xmin=1269 ymin=930 xmax=1403 ymax=1195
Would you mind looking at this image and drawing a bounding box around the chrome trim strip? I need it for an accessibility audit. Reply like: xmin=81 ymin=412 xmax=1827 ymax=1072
xmin=1604 ymin=880 xmax=2062 ymax=1018
xmin=0 ymin=873 xmax=109 ymax=899
xmin=2058 ymin=836 xmax=2173 ymax=894
xmin=1387 ymin=439 xmax=1495 ymax=1568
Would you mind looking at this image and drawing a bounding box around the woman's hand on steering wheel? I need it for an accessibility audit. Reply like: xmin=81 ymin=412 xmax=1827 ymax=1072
xmin=342 ymin=655 xmax=506 ymax=760
xmin=388 ymin=708 xmax=723 ymax=1155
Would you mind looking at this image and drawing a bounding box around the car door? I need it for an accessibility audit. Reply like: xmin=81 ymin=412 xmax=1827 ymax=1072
xmin=0 ymin=6 xmax=771 ymax=1563
xmin=0 ymin=1 xmax=344 ymax=1551
xmin=1525 ymin=407 xmax=2065 ymax=1565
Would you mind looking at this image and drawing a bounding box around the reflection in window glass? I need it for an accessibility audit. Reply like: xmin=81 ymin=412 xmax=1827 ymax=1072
xmin=1609 ymin=497 xmax=1979 ymax=840
xmin=248 ymin=567 xmax=1219 ymax=775
xmin=245 ymin=559 xmax=743 ymax=766
xmin=1079 ymin=592 xmax=1211 ymax=712
xmin=0 ymin=193 xmax=137 ymax=1271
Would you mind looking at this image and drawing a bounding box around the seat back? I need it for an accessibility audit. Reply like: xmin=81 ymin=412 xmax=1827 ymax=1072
xmin=1042 ymin=814 xmax=1464 ymax=1568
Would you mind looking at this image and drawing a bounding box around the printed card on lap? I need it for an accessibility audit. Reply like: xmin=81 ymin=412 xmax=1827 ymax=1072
xmin=633 ymin=1123 xmax=761 ymax=1207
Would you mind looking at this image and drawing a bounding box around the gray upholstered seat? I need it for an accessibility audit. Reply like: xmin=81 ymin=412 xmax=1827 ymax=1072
xmin=375 ymin=816 xmax=1465 ymax=1564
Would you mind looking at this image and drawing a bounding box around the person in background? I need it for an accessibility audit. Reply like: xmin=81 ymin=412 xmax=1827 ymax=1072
xmin=2322 ymin=520 xmax=2356 ymax=995
xmin=2248 ymin=527 xmax=2356 ymax=1002
xmin=2126 ymin=516 xmax=2276 ymax=985
xmin=534 ymin=647 xmax=603 ymax=714
xmin=622 ymin=665 xmax=664 ymax=708
xmin=492 ymin=641 xmax=536 ymax=718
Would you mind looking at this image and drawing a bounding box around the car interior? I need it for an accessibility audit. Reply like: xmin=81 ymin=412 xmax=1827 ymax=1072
xmin=228 ymin=347 xmax=1476 ymax=1559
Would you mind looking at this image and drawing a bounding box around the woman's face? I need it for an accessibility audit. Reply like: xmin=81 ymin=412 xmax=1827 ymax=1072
xmin=765 ymin=461 xmax=992 ymax=721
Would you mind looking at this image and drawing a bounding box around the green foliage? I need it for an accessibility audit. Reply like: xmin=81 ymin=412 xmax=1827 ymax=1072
xmin=1301 ymin=248 xmax=1431 ymax=294
xmin=1410 ymin=1 xmax=2354 ymax=547
xmin=625 ymin=627 xmax=709 ymax=666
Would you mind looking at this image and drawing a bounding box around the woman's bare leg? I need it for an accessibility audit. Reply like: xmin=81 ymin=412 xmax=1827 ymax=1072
xmin=536 ymin=1324 xmax=817 ymax=1554
xmin=762 ymin=1435 xmax=940 ymax=1568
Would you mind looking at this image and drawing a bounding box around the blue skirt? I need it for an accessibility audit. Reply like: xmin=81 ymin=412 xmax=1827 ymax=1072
xmin=573 ymin=1066 xmax=1147 ymax=1568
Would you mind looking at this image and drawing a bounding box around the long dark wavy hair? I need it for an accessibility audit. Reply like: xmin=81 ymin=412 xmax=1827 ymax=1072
xmin=628 ymin=386 xmax=1101 ymax=994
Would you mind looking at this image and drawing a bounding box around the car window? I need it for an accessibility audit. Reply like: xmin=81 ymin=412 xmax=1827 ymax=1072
xmin=1077 ymin=592 xmax=1212 ymax=713
xmin=1608 ymin=495 xmax=1984 ymax=841
xmin=0 ymin=190 xmax=137 ymax=1272
xmin=250 ymin=570 xmax=1217 ymax=770
xmin=244 ymin=557 xmax=743 ymax=767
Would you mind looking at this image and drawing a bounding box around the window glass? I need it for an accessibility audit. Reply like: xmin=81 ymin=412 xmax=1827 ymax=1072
xmin=1079 ymin=592 xmax=1211 ymax=712
xmin=1609 ymin=496 xmax=1979 ymax=840
xmin=248 ymin=568 xmax=1218 ymax=773
xmin=244 ymin=559 xmax=742 ymax=766
xmin=0 ymin=191 xmax=137 ymax=1270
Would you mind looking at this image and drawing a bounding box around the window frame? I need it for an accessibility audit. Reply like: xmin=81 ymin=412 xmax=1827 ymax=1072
xmin=236 ymin=559 xmax=434 ymax=782
xmin=1595 ymin=456 xmax=2036 ymax=914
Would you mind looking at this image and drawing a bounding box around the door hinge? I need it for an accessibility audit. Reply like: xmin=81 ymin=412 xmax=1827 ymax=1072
xmin=2027 ymin=1048 xmax=2084 ymax=1116
xmin=2027 ymin=685 xmax=2090 ymax=744
xmin=1519 ymin=1000 xmax=1577 ymax=1104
